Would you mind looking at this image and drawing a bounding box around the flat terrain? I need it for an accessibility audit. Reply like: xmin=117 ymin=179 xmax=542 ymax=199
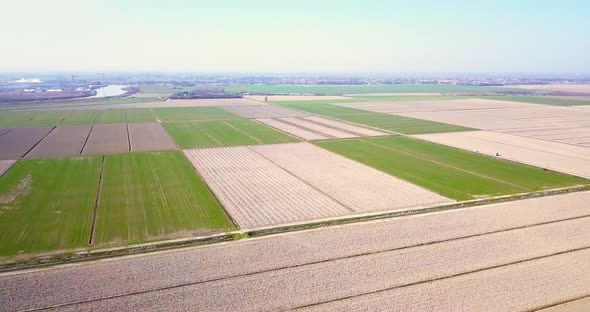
xmin=3 ymin=191 xmax=589 ymax=311
xmin=277 ymin=100 xmax=474 ymax=134
xmin=316 ymin=136 xmax=588 ymax=200
xmin=384 ymin=99 xmax=590 ymax=147
xmin=0 ymin=157 xmax=101 ymax=258
xmin=163 ymin=119 xmax=298 ymax=148
xmin=478 ymin=95 xmax=590 ymax=106
xmin=0 ymin=160 xmax=16 ymax=176
xmin=256 ymin=116 xmax=389 ymax=140
xmin=223 ymin=84 xmax=527 ymax=94
xmin=93 ymin=151 xmax=235 ymax=246
xmin=251 ymin=143 xmax=453 ymax=212
xmin=26 ymin=125 xmax=92 ymax=159
xmin=128 ymin=123 xmax=177 ymax=152
xmin=414 ymin=131 xmax=590 ymax=178
xmin=245 ymin=95 xmax=352 ymax=102
xmin=0 ymin=111 xmax=67 ymax=128
xmin=82 ymin=124 xmax=130 ymax=155
xmin=509 ymin=83 xmax=590 ymax=94
xmin=184 ymin=146 xmax=351 ymax=228
xmin=335 ymin=98 xmax=540 ymax=113
xmin=221 ymin=105 xmax=309 ymax=118
xmin=152 ymin=107 xmax=237 ymax=122
xmin=0 ymin=127 xmax=52 ymax=160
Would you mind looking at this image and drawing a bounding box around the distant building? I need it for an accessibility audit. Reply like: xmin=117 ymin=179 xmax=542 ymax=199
xmin=16 ymin=78 xmax=42 ymax=83
xmin=46 ymin=89 xmax=62 ymax=93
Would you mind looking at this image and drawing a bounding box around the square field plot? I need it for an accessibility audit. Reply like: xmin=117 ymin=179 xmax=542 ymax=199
xmin=256 ymin=116 xmax=389 ymax=140
xmin=92 ymin=151 xmax=235 ymax=246
xmin=184 ymin=147 xmax=351 ymax=229
xmin=315 ymin=136 xmax=588 ymax=201
xmin=163 ymin=119 xmax=298 ymax=149
xmin=128 ymin=123 xmax=177 ymax=152
xmin=26 ymin=125 xmax=92 ymax=159
xmin=0 ymin=127 xmax=53 ymax=160
xmin=82 ymin=124 xmax=130 ymax=155
xmin=0 ymin=157 xmax=101 ymax=258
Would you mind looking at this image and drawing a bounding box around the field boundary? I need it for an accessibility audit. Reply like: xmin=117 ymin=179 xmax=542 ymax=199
xmin=88 ymin=155 xmax=106 ymax=245
xmin=1 ymin=184 xmax=589 ymax=272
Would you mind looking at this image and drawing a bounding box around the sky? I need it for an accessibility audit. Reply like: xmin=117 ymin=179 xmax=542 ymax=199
xmin=1 ymin=0 xmax=589 ymax=73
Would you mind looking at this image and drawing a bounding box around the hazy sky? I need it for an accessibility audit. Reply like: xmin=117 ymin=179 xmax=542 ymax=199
xmin=2 ymin=0 xmax=589 ymax=73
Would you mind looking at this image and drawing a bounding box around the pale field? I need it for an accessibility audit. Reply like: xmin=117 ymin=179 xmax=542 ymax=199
xmin=81 ymin=124 xmax=129 ymax=155
xmin=390 ymin=102 xmax=590 ymax=147
xmin=251 ymin=143 xmax=453 ymax=212
xmin=256 ymin=118 xmax=328 ymax=140
xmin=184 ymin=146 xmax=350 ymax=228
xmin=278 ymin=117 xmax=359 ymax=138
xmin=128 ymin=123 xmax=177 ymax=152
xmin=29 ymin=213 xmax=590 ymax=311
xmin=0 ymin=160 xmax=16 ymax=176
xmin=245 ymin=95 xmax=351 ymax=102
xmin=509 ymin=84 xmax=590 ymax=93
xmin=221 ymin=105 xmax=309 ymax=118
xmin=3 ymin=191 xmax=590 ymax=311
xmin=302 ymin=116 xmax=389 ymax=136
xmin=336 ymin=98 xmax=542 ymax=114
xmin=539 ymin=297 xmax=590 ymax=312
xmin=414 ymin=131 xmax=590 ymax=178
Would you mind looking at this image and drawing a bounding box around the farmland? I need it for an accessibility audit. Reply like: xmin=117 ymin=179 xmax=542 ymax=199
xmin=315 ymin=136 xmax=588 ymax=200
xmin=0 ymin=157 xmax=101 ymax=257
xmin=163 ymin=119 xmax=298 ymax=148
xmin=223 ymin=84 xmax=532 ymax=94
xmin=276 ymin=101 xmax=474 ymax=134
xmin=478 ymin=95 xmax=590 ymax=106
xmin=93 ymin=151 xmax=235 ymax=246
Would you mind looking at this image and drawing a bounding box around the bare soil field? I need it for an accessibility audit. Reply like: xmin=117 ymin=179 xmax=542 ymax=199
xmin=256 ymin=118 xmax=328 ymax=140
xmin=3 ymin=191 xmax=590 ymax=311
xmin=0 ymin=127 xmax=53 ymax=160
xmin=128 ymin=123 xmax=177 ymax=152
xmin=246 ymin=95 xmax=351 ymax=102
xmin=251 ymin=143 xmax=453 ymax=212
xmin=184 ymin=146 xmax=351 ymax=228
xmin=221 ymin=105 xmax=309 ymax=118
xmin=392 ymin=103 xmax=590 ymax=147
xmin=336 ymin=98 xmax=540 ymax=114
xmin=414 ymin=131 xmax=590 ymax=178
xmin=302 ymin=116 xmax=389 ymax=136
xmin=509 ymin=84 xmax=590 ymax=94
xmin=0 ymin=160 xmax=16 ymax=176
xmin=26 ymin=125 xmax=92 ymax=159
xmin=82 ymin=124 xmax=130 ymax=155
xmin=276 ymin=117 xmax=359 ymax=138
xmin=546 ymin=95 xmax=590 ymax=101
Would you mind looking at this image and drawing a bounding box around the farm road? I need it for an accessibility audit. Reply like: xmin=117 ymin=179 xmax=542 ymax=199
xmin=2 ymin=191 xmax=590 ymax=311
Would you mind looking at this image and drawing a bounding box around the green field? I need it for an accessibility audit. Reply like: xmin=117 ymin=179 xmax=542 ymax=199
xmin=0 ymin=97 xmax=161 ymax=112
xmin=0 ymin=111 xmax=68 ymax=128
xmin=276 ymin=101 xmax=473 ymax=134
xmin=93 ymin=151 xmax=235 ymax=246
xmin=316 ymin=136 xmax=588 ymax=201
xmin=478 ymin=95 xmax=590 ymax=106
xmin=153 ymin=107 xmax=238 ymax=122
xmin=223 ymin=84 xmax=532 ymax=95
xmin=164 ymin=119 xmax=298 ymax=148
xmin=125 ymin=108 xmax=157 ymax=123
xmin=348 ymin=95 xmax=470 ymax=102
xmin=0 ymin=157 xmax=102 ymax=257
